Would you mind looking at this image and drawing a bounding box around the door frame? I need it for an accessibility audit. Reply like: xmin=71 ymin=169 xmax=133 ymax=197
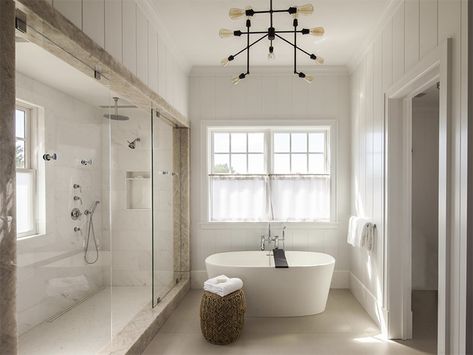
xmin=384 ymin=39 xmax=451 ymax=354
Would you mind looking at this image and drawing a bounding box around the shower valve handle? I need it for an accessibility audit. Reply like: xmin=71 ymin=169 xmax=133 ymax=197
xmin=71 ymin=208 xmax=82 ymax=221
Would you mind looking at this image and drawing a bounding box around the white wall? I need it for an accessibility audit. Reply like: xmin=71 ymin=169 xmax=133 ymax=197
xmin=51 ymin=0 xmax=189 ymax=118
xmin=412 ymin=92 xmax=439 ymax=291
xmin=189 ymin=67 xmax=351 ymax=289
xmin=350 ymin=0 xmax=468 ymax=351
xmin=16 ymin=72 xmax=106 ymax=335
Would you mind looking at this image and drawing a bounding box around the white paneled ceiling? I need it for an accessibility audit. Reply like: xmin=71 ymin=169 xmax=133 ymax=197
xmin=150 ymin=0 xmax=391 ymax=66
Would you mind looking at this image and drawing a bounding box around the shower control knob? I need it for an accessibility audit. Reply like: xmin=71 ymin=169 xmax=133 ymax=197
xmin=43 ymin=153 xmax=57 ymax=161
xmin=74 ymin=227 xmax=81 ymax=232
xmin=71 ymin=208 xmax=82 ymax=221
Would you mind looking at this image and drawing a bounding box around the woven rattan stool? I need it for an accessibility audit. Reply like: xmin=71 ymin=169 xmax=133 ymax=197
xmin=200 ymin=289 xmax=246 ymax=345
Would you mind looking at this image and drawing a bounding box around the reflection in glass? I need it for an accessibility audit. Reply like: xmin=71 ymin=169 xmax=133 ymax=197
xmin=273 ymin=153 xmax=290 ymax=173
xmin=231 ymin=133 xmax=246 ymax=152
xmin=274 ymin=133 xmax=290 ymax=152
xmin=16 ymin=109 xmax=25 ymax=138
xmin=309 ymin=153 xmax=325 ymax=173
xmin=214 ymin=154 xmax=231 ymax=173
xmin=248 ymin=154 xmax=265 ymax=173
xmin=231 ymin=153 xmax=247 ymax=173
xmin=309 ymin=132 xmax=325 ymax=152
xmin=248 ymin=133 xmax=264 ymax=152
xmin=291 ymin=153 xmax=307 ymax=173
xmin=16 ymin=140 xmax=25 ymax=168
xmin=291 ymin=133 xmax=307 ymax=152
xmin=214 ymin=133 xmax=229 ymax=152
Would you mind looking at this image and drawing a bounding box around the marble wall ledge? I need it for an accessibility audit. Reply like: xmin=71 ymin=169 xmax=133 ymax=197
xmin=14 ymin=0 xmax=189 ymax=128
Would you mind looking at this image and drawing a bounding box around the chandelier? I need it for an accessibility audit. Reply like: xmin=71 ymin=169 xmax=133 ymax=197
xmin=219 ymin=0 xmax=325 ymax=84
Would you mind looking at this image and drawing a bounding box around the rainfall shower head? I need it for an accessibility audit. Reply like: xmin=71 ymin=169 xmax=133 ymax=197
xmin=103 ymin=97 xmax=130 ymax=121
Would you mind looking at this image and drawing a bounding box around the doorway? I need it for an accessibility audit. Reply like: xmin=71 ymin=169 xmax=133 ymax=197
xmin=384 ymin=40 xmax=450 ymax=354
xmin=410 ymin=84 xmax=439 ymax=352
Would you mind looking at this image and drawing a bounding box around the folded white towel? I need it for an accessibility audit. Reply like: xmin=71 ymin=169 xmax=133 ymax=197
xmin=347 ymin=216 xmax=373 ymax=250
xmin=204 ymin=275 xmax=243 ymax=297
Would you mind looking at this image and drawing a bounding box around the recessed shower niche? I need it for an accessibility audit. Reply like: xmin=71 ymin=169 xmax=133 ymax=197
xmin=126 ymin=171 xmax=151 ymax=209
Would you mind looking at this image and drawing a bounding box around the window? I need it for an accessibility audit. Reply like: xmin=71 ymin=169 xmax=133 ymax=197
xmin=208 ymin=127 xmax=332 ymax=222
xmin=16 ymin=104 xmax=37 ymax=238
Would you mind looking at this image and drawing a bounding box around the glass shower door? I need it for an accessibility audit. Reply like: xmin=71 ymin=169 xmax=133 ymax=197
xmin=152 ymin=111 xmax=179 ymax=306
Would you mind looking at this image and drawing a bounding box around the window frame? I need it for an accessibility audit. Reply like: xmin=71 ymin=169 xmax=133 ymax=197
xmin=15 ymin=102 xmax=38 ymax=239
xmin=203 ymin=119 xmax=338 ymax=228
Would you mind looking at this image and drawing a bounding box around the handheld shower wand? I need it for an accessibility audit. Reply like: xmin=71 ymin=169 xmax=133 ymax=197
xmin=84 ymin=201 xmax=100 ymax=264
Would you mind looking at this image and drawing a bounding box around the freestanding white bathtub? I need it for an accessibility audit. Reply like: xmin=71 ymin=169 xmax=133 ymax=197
xmin=205 ymin=251 xmax=335 ymax=317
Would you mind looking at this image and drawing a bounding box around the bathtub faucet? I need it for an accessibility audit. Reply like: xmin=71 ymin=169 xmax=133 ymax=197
xmin=260 ymin=225 xmax=287 ymax=250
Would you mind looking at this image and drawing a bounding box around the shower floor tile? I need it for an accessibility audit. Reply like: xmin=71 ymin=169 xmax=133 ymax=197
xmin=19 ymin=286 xmax=149 ymax=355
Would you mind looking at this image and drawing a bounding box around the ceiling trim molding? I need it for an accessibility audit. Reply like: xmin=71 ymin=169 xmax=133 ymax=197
xmin=138 ymin=0 xmax=192 ymax=73
xmin=347 ymin=0 xmax=402 ymax=74
xmin=190 ymin=65 xmax=349 ymax=77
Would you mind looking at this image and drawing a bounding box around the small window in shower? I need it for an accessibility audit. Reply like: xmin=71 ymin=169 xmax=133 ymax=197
xmin=16 ymin=102 xmax=38 ymax=238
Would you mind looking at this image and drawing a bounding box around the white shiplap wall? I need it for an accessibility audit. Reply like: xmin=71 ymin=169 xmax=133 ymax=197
xmin=350 ymin=0 xmax=468 ymax=352
xmin=189 ymin=67 xmax=352 ymax=289
xmin=50 ymin=0 xmax=189 ymax=118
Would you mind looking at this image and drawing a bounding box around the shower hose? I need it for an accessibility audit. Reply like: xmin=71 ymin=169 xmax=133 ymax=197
xmin=84 ymin=210 xmax=99 ymax=264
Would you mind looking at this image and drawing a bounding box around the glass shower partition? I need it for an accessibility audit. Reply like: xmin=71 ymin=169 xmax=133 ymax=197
xmin=108 ymin=103 xmax=153 ymax=333
xmin=15 ymin=39 xmax=115 ymax=354
xmin=151 ymin=111 xmax=181 ymax=306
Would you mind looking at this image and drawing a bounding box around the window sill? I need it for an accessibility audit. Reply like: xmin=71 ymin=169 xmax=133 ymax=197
xmin=199 ymin=221 xmax=339 ymax=230
xmin=17 ymin=233 xmax=46 ymax=242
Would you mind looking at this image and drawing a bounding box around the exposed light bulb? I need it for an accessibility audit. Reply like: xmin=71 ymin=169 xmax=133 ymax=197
xmin=221 ymin=55 xmax=235 ymax=66
xmin=316 ymin=56 xmax=324 ymax=64
xmin=297 ymin=4 xmax=314 ymax=15
xmin=310 ymin=27 xmax=325 ymax=36
xmin=268 ymin=46 xmax=275 ymax=61
xmin=298 ymin=72 xmax=314 ymax=84
xmin=303 ymin=75 xmax=314 ymax=83
xmin=229 ymin=8 xmax=245 ymax=20
xmin=232 ymin=73 xmax=246 ymax=85
xmin=232 ymin=76 xmax=241 ymax=85
xmin=219 ymin=29 xmax=233 ymax=38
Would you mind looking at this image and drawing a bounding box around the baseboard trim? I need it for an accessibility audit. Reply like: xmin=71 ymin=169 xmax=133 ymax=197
xmin=349 ymin=272 xmax=386 ymax=332
xmin=191 ymin=270 xmax=350 ymax=289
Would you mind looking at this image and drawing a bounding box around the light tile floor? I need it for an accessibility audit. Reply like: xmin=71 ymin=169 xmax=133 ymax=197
xmin=143 ymin=290 xmax=436 ymax=355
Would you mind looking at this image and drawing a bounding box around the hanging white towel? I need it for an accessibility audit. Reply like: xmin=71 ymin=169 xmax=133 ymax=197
xmin=347 ymin=216 xmax=367 ymax=247
xmin=347 ymin=216 xmax=374 ymax=251
xmin=204 ymin=275 xmax=243 ymax=297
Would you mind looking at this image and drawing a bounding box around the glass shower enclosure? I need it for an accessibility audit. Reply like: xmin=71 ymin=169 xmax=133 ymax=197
xmin=15 ymin=21 xmax=184 ymax=355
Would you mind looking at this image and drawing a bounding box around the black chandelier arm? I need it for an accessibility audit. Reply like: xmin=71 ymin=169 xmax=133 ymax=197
xmin=274 ymin=34 xmax=314 ymax=58
xmin=245 ymin=8 xmax=298 ymax=16
xmin=230 ymin=34 xmax=269 ymax=59
xmin=293 ymin=19 xmax=297 ymax=74
xmin=238 ymin=30 xmax=307 ymax=35
xmin=246 ymin=19 xmax=250 ymax=74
